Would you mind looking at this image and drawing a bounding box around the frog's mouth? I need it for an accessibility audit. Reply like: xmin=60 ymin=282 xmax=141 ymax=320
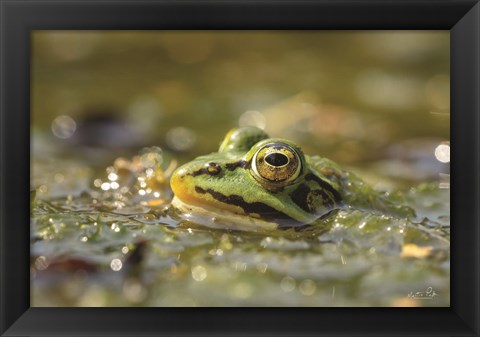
xmin=170 ymin=196 xmax=279 ymax=231
xmin=170 ymin=168 xmax=245 ymax=216
xmin=170 ymin=168 xmax=306 ymax=230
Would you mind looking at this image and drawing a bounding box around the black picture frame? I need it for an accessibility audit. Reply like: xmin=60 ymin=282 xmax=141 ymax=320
xmin=1 ymin=0 xmax=478 ymax=336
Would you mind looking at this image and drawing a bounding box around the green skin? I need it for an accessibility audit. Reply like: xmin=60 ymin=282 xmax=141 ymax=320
xmin=170 ymin=126 xmax=412 ymax=229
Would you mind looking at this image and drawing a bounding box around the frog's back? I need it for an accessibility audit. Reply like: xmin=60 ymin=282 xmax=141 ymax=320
xmin=307 ymin=155 xmax=414 ymax=218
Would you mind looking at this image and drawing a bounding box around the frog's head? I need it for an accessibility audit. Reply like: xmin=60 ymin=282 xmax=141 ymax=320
xmin=170 ymin=127 xmax=341 ymax=229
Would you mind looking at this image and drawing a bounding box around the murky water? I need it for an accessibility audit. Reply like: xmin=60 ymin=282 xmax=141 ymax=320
xmin=31 ymin=144 xmax=449 ymax=307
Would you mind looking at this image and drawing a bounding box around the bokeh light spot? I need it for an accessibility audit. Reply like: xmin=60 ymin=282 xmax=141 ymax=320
xmin=299 ymin=279 xmax=317 ymax=296
xmin=239 ymin=110 xmax=266 ymax=129
xmin=110 ymin=258 xmax=123 ymax=271
xmin=166 ymin=127 xmax=197 ymax=151
xmin=280 ymin=276 xmax=296 ymax=292
xmin=191 ymin=265 xmax=207 ymax=281
xmin=434 ymin=144 xmax=450 ymax=163
xmin=51 ymin=115 xmax=76 ymax=139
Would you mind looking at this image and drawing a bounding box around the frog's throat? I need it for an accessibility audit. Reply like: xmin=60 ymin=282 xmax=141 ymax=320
xmin=171 ymin=196 xmax=279 ymax=231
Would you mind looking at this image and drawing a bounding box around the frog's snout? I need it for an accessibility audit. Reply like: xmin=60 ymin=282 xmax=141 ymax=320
xmin=170 ymin=164 xmax=209 ymax=207
xmin=170 ymin=166 xmax=189 ymax=201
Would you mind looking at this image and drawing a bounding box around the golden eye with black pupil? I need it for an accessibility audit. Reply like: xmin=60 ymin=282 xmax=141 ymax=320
xmin=251 ymin=143 xmax=302 ymax=187
xmin=265 ymin=152 xmax=289 ymax=167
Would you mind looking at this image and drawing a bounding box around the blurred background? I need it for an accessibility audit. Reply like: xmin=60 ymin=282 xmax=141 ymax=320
xmin=31 ymin=31 xmax=450 ymax=184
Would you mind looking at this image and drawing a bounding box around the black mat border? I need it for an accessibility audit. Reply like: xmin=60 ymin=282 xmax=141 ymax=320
xmin=1 ymin=0 xmax=479 ymax=336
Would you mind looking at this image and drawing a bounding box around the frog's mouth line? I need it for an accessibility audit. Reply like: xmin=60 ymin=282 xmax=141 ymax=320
xmin=171 ymin=196 xmax=279 ymax=231
xmin=192 ymin=186 xmax=307 ymax=228
xmin=171 ymin=180 xmax=307 ymax=229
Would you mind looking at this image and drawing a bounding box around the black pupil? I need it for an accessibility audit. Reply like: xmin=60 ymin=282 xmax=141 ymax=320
xmin=265 ymin=153 xmax=289 ymax=167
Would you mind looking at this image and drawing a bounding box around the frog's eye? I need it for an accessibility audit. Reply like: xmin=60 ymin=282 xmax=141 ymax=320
xmin=251 ymin=143 xmax=302 ymax=186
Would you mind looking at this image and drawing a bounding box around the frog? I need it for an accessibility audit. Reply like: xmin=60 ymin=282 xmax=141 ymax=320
xmin=170 ymin=126 xmax=413 ymax=231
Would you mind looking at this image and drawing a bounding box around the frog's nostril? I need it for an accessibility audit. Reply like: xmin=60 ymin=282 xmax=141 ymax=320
xmin=206 ymin=162 xmax=222 ymax=175
xmin=265 ymin=153 xmax=289 ymax=167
